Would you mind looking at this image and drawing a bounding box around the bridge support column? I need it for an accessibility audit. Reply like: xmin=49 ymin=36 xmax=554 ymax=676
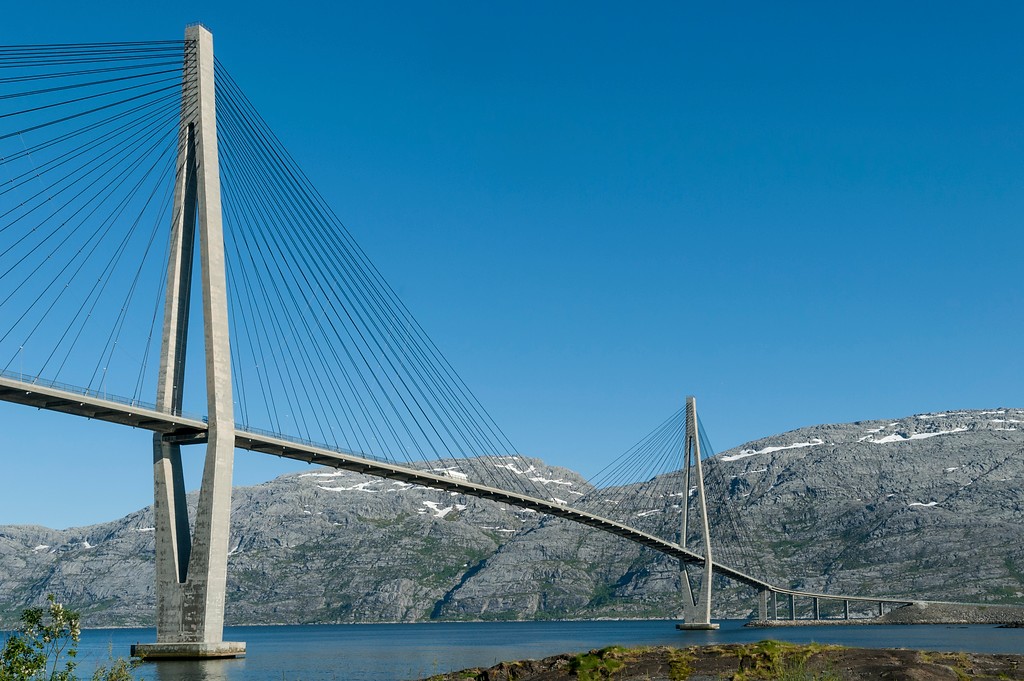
xmin=812 ymin=596 xmax=820 ymax=620
xmin=675 ymin=396 xmax=719 ymax=631
xmin=878 ymin=601 xmax=884 ymax=618
xmin=771 ymin=591 xmax=778 ymax=620
xmin=132 ymin=24 xmax=243 ymax=661
xmin=844 ymin=600 xmax=850 ymax=620
xmin=757 ymin=589 xmax=769 ymax=621
xmin=788 ymin=594 xmax=796 ymax=621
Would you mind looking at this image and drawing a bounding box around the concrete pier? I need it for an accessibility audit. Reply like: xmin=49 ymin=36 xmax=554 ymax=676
xmin=130 ymin=642 xmax=246 ymax=660
xmin=135 ymin=24 xmax=243 ymax=660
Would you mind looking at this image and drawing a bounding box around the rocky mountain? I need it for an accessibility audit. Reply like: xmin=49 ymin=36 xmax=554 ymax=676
xmin=1 ymin=408 xmax=1022 ymax=627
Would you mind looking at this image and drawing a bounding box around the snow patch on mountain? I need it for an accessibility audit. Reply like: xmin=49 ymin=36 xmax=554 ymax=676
xmin=721 ymin=438 xmax=825 ymax=462
xmin=420 ymin=501 xmax=466 ymax=518
xmin=318 ymin=481 xmax=378 ymax=493
xmin=432 ymin=468 xmax=469 ymax=480
xmin=866 ymin=427 xmax=967 ymax=444
xmin=529 ymin=476 xmax=573 ymax=486
xmin=495 ymin=460 xmax=537 ymax=476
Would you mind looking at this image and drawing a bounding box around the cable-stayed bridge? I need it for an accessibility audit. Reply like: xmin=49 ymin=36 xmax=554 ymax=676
xmin=0 ymin=26 xmax=949 ymax=659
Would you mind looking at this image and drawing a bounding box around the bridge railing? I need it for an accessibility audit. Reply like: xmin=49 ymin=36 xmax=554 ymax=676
xmin=233 ymin=423 xmax=387 ymax=465
xmin=0 ymin=368 xmax=208 ymax=423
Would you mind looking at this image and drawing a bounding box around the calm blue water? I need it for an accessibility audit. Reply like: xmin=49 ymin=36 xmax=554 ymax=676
xmin=73 ymin=620 xmax=1023 ymax=681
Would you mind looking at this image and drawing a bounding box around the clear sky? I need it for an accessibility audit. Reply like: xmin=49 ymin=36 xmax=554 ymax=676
xmin=1 ymin=2 xmax=1022 ymax=528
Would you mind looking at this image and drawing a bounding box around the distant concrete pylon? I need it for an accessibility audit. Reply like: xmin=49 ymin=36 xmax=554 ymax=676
xmin=132 ymin=24 xmax=244 ymax=660
xmin=676 ymin=395 xmax=719 ymax=630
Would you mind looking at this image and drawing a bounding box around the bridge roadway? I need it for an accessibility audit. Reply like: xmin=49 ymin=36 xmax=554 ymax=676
xmin=0 ymin=372 xmax=917 ymax=610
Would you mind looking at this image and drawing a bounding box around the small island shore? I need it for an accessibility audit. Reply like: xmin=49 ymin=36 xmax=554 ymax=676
xmin=421 ymin=641 xmax=1024 ymax=680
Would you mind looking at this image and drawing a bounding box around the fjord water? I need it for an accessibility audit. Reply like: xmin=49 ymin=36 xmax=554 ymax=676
xmin=77 ymin=621 xmax=1022 ymax=681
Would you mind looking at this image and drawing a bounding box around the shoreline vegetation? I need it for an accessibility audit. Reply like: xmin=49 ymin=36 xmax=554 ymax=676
xmin=421 ymin=641 xmax=1024 ymax=681
xmin=0 ymin=596 xmax=136 ymax=681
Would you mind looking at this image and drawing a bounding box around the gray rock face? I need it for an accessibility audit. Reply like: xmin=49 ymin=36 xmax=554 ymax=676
xmin=1 ymin=409 xmax=1022 ymax=627
xmin=700 ymin=408 xmax=1024 ymax=609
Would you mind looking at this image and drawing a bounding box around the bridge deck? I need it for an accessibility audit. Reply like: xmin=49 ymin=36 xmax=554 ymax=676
xmin=0 ymin=374 xmax=208 ymax=435
xmin=0 ymin=373 xmax=923 ymax=607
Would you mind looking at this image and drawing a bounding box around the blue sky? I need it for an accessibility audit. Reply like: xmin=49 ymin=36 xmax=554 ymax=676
xmin=1 ymin=2 xmax=1022 ymax=528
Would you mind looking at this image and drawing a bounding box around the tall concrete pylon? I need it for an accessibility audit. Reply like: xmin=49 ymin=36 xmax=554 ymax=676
xmin=131 ymin=24 xmax=245 ymax=660
xmin=676 ymin=396 xmax=720 ymax=630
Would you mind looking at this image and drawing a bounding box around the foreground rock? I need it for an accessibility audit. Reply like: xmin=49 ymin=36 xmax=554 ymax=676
xmin=421 ymin=642 xmax=1024 ymax=680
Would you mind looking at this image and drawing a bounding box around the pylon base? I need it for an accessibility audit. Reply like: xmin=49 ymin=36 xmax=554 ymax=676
xmin=676 ymin=623 xmax=720 ymax=630
xmin=131 ymin=641 xmax=246 ymax=660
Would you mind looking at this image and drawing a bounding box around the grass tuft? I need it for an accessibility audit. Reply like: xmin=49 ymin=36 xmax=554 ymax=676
xmin=730 ymin=640 xmax=843 ymax=680
xmin=569 ymin=646 xmax=633 ymax=680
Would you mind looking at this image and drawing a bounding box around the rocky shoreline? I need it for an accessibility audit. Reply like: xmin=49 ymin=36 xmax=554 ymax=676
xmin=422 ymin=641 xmax=1024 ymax=680
xmin=878 ymin=602 xmax=1024 ymax=625
xmin=746 ymin=602 xmax=1024 ymax=627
